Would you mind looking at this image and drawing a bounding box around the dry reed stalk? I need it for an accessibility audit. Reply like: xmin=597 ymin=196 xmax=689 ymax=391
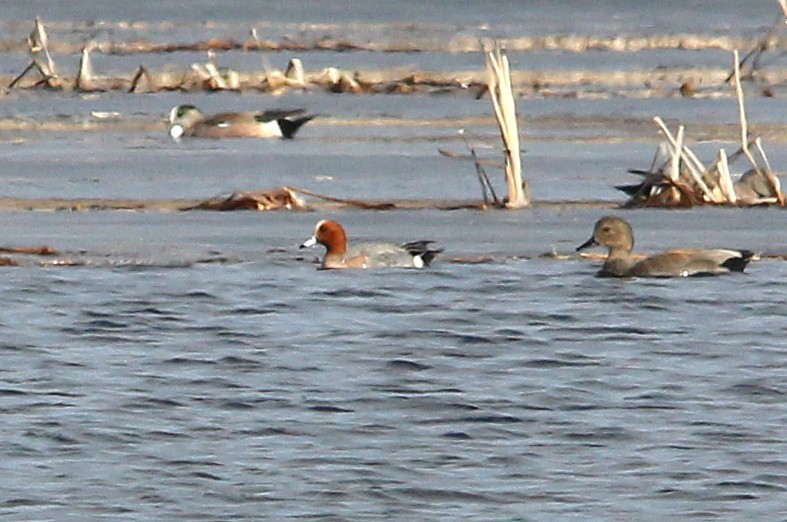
xmin=732 ymin=49 xmax=784 ymax=204
xmin=754 ymin=137 xmax=785 ymax=204
xmin=76 ymin=42 xmax=101 ymax=91
xmin=669 ymin=125 xmax=683 ymax=182
xmin=128 ymin=65 xmax=155 ymax=93
xmin=485 ymin=46 xmax=529 ymax=208
xmin=9 ymin=18 xmax=61 ymax=88
xmin=653 ymin=117 xmax=718 ymax=202
xmin=717 ymin=149 xmax=737 ymax=203
xmin=459 ymin=130 xmax=500 ymax=207
xmin=733 ymin=50 xmax=757 ymax=169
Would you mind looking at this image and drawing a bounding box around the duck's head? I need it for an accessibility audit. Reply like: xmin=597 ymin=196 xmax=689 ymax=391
xmin=577 ymin=216 xmax=635 ymax=253
xmin=300 ymin=219 xmax=348 ymax=255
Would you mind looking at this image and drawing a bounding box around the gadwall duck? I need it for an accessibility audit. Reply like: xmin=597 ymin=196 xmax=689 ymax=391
xmin=168 ymin=105 xmax=315 ymax=141
xmin=300 ymin=219 xmax=442 ymax=269
xmin=577 ymin=216 xmax=755 ymax=277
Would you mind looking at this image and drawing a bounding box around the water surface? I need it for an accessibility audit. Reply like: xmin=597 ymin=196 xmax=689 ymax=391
xmin=1 ymin=1 xmax=786 ymax=520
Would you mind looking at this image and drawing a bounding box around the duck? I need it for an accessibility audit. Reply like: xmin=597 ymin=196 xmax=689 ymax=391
xmin=168 ymin=104 xmax=315 ymax=141
xmin=300 ymin=219 xmax=442 ymax=269
xmin=576 ymin=216 xmax=755 ymax=277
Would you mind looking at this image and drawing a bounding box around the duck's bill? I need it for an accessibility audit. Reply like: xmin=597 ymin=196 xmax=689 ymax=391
xmin=300 ymin=236 xmax=317 ymax=249
xmin=576 ymin=237 xmax=598 ymax=252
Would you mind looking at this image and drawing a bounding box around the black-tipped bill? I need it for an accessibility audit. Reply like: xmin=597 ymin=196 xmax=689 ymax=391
xmin=576 ymin=237 xmax=598 ymax=252
xmin=300 ymin=236 xmax=317 ymax=249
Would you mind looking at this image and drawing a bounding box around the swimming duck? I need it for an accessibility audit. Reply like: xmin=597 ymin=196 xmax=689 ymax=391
xmin=300 ymin=219 xmax=442 ymax=269
xmin=168 ymin=104 xmax=315 ymax=141
xmin=576 ymin=216 xmax=755 ymax=277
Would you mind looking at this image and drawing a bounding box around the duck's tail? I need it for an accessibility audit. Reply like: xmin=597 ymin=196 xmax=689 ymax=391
xmin=278 ymin=115 xmax=316 ymax=139
xmin=722 ymin=249 xmax=757 ymax=272
xmin=402 ymin=241 xmax=443 ymax=267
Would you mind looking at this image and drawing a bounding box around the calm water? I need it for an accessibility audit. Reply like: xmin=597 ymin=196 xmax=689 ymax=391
xmin=2 ymin=1 xmax=787 ymax=520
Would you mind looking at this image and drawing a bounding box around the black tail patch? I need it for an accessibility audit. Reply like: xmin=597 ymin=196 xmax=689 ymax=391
xmin=278 ymin=115 xmax=316 ymax=139
xmin=722 ymin=250 xmax=756 ymax=272
xmin=402 ymin=240 xmax=443 ymax=267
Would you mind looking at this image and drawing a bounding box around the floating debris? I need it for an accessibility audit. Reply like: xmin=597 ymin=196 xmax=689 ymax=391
xmin=184 ymin=187 xmax=310 ymax=211
xmin=0 ymin=245 xmax=58 ymax=255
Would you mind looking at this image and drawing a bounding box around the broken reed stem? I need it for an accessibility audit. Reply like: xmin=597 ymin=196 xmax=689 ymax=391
xmin=653 ymin=117 xmax=718 ymax=202
xmin=461 ymin=131 xmax=499 ymax=206
xmin=754 ymin=137 xmax=785 ymax=205
xmin=76 ymin=43 xmax=97 ymax=90
xmin=8 ymin=62 xmax=35 ymax=88
xmin=733 ymin=50 xmax=752 ymax=159
xmin=669 ymin=125 xmax=683 ymax=182
xmin=719 ymin=137 xmax=759 ymax=165
xmin=731 ymin=47 xmax=783 ymax=204
xmin=32 ymin=18 xmax=56 ymax=77
xmin=485 ymin=45 xmax=528 ymax=208
xmin=731 ymin=48 xmax=769 ymax=181
xmin=717 ymin=149 xmax=737 ymax=204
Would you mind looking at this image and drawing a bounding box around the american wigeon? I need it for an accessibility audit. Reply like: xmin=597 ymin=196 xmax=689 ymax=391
xmin=576 ymin=216 xmax=755 ymax=277
xmin=300 ymin=219 xmax=442 ymax=269
xmin=168 ymin=104 xmax=315 ymax=141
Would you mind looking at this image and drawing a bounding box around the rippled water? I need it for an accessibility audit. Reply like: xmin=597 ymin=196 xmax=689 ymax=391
xmin=2 ymin=209 xmax=786 ymax=520
xmin=2 ymin=1 xmax=787 ymax=520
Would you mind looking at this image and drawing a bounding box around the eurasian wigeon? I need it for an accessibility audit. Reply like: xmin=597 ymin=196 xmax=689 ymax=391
xmin=576 ymin=216 xmax=755 ymax=277
xmin=168 ymin=105 xmax=315 ymax=141
xmin=300 ymin=219 xmax=442 ymax=269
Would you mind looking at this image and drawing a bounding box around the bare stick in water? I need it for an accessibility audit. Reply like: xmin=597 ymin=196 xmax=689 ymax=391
xmin=485 ymin=44 xmax=529 ymax=208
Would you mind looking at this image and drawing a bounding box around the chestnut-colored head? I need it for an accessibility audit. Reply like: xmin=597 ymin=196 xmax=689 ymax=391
xmin=300 ymin=219 xmax=348 ymax=255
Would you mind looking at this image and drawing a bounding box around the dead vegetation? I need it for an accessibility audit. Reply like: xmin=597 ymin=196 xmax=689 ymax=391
xmin=621 ymin=50 xmax=785 ymax=208
xmin=0 ymin=244 xmax=63 ymax=267
xmin=438 ymin=45 xmax=530 ymax=209
xmin=8 ymin=15 xmax=785 ymax=98
xmin=7 ymin=19 xmax=482 ymax=95
xmin=185 ymin=186 xmax=491 ymax=212
xmin=3 ymin=15 xmax=785 ymax=215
